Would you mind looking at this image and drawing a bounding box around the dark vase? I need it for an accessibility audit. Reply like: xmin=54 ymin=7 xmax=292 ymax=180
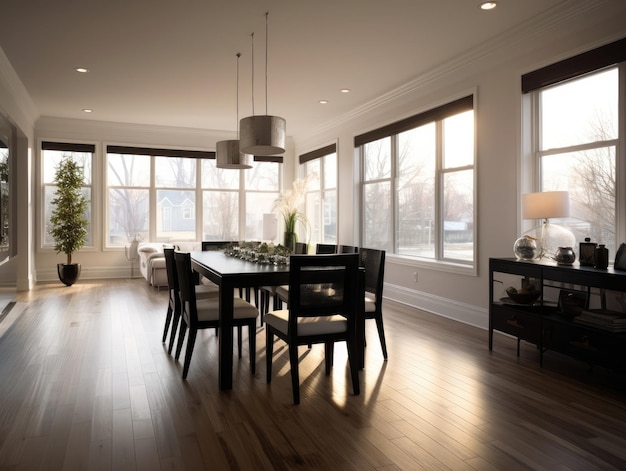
xmin=283 ymin=232 xmax=297 ymax=253
xmin=57 ymin=263 xmax=81 ymax=286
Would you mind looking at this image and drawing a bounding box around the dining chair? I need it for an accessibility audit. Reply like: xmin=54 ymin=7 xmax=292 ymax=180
xmin=162 ymin=247 xmax=220 ymax=354
xmin=264 ymin=253 xmax=361 ymax=404
xmin=359 ymin=247 xmax=387 ymax=360
xmin=173 ymin=251 xmax=259 ymax=379
xmin=315 ymin=243 xmax=337 ymax=254
xmin=259 ymin=241 xmax=308 ymax=320
xmin=337 ymin=244 xmax=358 ymax=253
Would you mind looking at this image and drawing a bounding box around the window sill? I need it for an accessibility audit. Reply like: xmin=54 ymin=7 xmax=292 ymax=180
xmin=387 ymin=253 xmax=477 ymax=277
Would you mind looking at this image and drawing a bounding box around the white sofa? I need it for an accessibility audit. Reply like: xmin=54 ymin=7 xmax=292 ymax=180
xmin=137 ymin=241 xmax=202 ymax=288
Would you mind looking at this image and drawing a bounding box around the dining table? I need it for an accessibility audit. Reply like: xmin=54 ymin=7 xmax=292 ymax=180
xmin=190 ymin=250 xmax=365 ymax=390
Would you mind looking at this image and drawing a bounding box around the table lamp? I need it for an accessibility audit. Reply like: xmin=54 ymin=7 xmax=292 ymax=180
xmin=521 ymin=191 xmax=576 ymax=260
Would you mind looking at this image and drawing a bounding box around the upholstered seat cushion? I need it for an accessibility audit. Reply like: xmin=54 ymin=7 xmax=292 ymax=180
xmin=364 ymin=294 xmax=376 ymax=313
xmin=189 ymin=297 xmax=259 ymax=322
xmin=264 ymin=309 xmax=347 ymax=336
xmin=195 ymin=283 xmax=219 ymax=298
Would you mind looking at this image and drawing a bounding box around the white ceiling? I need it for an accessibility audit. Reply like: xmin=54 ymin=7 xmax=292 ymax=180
xmin=1 ymin=0 xmax=567 ymax=141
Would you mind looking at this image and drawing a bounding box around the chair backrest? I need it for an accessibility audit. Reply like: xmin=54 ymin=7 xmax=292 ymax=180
xmin=174 ymin=251 xmax=199 ymax=325
xmin=287 ymin=253 xmax=360 ymax=334
xmin=164 ymin=247 xmax=179 ymax=291
xmin=294 ymin=242 xmax=308 ymax=254
xmin=358 ymin=248 xmax=385 ymax=306
xmin=315 ymin=243 xmax=337 ymax=254
xmin=202 ymin=241 xmax=235 ymax=251
xmin=337 ymin=244 xmax=358 ymax=253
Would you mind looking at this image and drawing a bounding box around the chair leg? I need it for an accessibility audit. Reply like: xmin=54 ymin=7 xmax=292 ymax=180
xmin=182 ymin=328 xmax=198 ymax=380
xmin=289 ymin=343 xmax=300 ymax=404
xmin=375 ymin=314 xmax=388 ymax=360
xmin=175 ymin=321 xmax=188 ymax=360
xmin=324 ymin=342 xmax=333 ymax=374
xmin=347 ymin=338 xmax=360 ymax=396
xmin=248 ymin=322 xmax=256 ymax=374
xmin=162 ymin=304 xmax=173 ymax=343
xmin=237 ymin=325 xmax=243 ymax=359
xmin=266 ymin=328 xmax=274 ymax=383
xmin=168 ymin=309 xmax=182 ymax=354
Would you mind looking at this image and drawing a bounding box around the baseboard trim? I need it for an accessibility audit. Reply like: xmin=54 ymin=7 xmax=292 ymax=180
xmin=384 ymin=283 xmax=488 ymax=330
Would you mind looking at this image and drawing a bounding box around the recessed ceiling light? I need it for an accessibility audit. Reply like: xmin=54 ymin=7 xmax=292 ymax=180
xmin=319 ymin=100 xmax=328 ymax=104
xmin=82 ymin=108 xmax=93 ymax=113
xmin=75 ymin=67 xmax=89 ymax=73
xmin=480 ymin=2 xmax=497 ymax=10
xmin=340 ymin=88 xmax=351 ymax=93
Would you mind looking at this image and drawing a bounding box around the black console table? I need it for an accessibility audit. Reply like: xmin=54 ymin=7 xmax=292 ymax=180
xmin=489 ymin=257 xmax=626 ymax=372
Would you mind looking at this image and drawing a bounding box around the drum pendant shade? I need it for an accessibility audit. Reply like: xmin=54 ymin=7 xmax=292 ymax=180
xmin=239 ymin=115 xmax=286 ymax=156
xmin=216 ymin=140 xmax=253 ymax=169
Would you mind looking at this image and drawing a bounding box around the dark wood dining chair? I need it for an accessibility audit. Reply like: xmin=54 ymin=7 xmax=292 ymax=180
xmin=162 ymin=247 xmax=219 ymax=354
xmin=264 ymin=253 xmax=361 ymax=404
xmin=359 ymin=247 xmax=387 ymax=360
xmin=173 ymin=251 xmax=259 ymax=379
xmin=315 ymin=243 xmax=337 ymax=254
xmin=337 ymin=244 xmax=358 ymax=253
xmin=259 ymin=241 xmax=308 ymax=320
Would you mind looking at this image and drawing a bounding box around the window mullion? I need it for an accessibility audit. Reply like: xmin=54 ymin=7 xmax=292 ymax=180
xmin=435 ymin=121 xmax=443 ymax=260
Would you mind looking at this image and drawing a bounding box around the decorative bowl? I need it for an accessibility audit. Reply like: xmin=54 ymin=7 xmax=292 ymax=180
xmin=505 ymin=286 xmax=540 ymax=304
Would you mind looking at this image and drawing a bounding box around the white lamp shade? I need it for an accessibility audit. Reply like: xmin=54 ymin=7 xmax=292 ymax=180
xmin=522 ymin=191 xmax=570 ymax=219
xmin=262 ymin=213 xmax=277 ymax=241
xmin=239 ymin=115 xmax=286 ymax=156
xmin=216 ymin=140 xmax=253 ymax=169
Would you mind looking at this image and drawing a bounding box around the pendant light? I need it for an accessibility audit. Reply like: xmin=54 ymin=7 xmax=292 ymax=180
xmin=239 ymin=12 xmax=286 ymax=156
xmin=216 ymin=52 xmax=253 ymax=169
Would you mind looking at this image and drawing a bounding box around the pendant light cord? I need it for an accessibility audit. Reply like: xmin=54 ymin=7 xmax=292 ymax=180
xmin=250 ymin=33 xmax=254 ymax=116
xmin=236 ymin=52 xmax=240 ymax=138
xmin=265 ymin=12 xmax=269 ymax=115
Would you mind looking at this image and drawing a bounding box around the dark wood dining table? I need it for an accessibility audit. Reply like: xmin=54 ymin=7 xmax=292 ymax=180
xmin=190 ymin=250 xmax=365 ymax=390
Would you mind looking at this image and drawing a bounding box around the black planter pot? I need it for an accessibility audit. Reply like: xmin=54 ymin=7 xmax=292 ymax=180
xmin=57 ymin=263 xmax=81 ymax=286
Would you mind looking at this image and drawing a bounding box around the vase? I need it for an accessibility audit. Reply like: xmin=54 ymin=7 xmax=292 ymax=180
xmin=57 ymin=263 xmax=81 ymax=286
xmin=283 ymin=231 xmax=297 ymax=253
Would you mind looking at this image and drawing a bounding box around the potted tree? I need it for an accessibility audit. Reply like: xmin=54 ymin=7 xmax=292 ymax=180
xmin=49 ymin=156 xmax=89 ymax=286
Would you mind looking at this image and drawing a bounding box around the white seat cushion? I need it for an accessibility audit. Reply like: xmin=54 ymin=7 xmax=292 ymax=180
xmin=190 ymin=297 xmax=259 ymax=322
xmin=364 ymin=297 xmax=376 ymax=313
xmin=264 ymin=309 xmax=347 ymax=336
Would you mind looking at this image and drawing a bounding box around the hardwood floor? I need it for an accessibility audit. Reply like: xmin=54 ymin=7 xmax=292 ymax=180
xmin=0 ymin=278 xmax=625 ymax=470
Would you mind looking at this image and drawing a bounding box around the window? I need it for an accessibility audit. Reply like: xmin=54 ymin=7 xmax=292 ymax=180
xmin=106 ymin=146 xmax=282 ymax=246
xmin=356 ymin=96 xmax=475 ymax=266
xmin=301 ymin=144 xmax=337 ymax=246
xmin=42 ymin=142 xmax=94 ymax=247
xmin=244 ymin=159 xmax=280 ymax=241
xmin=523 ymin=38 xmax=626 ymax=254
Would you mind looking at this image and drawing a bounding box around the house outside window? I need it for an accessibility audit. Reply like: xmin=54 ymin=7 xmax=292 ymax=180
xmin=42 ymin=142 xmax=94 ymax=247
xmin=357 ymin=96 xmax=476 ymax=267
xmin=301 ymin=144 xmax=337 ymax=246
xmin=522 ymin=38 xmax=625 ymax=255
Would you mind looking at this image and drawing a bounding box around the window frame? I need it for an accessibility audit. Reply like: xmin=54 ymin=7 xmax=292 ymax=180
xmin=356 ymin=94 xmax=477 ymax=272
xmin=522 ymin=38 xmax=626 ymax=255
xmin=41 ymin=141 xmax=96 ymax=251
xmin=300 ymin=143 xmax=338 ymax=246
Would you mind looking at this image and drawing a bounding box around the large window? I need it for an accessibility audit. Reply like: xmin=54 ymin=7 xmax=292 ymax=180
xmin=301 ymin=144 xmax=337 ymax=246
xmin=357 ymin=96 xmax=475 ymax=266
xmin=42 ymin=142 xmax=94 ymax=247
xmin=105 ymin=146 xmax=281 ymax=246
xmin=523 ymin=38 xmax=626 ymax=254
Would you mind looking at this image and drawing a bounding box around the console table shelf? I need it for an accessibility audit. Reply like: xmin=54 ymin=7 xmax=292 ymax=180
xmin=489 ymin=258 xmax=626 ymax=372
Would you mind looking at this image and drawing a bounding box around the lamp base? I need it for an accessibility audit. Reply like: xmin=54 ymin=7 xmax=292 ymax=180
xmin=523 ymin=222 xmax=576 ymax=261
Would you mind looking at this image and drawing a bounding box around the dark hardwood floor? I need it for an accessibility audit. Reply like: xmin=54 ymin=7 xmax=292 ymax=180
xmin=0 ymin=278 xmax=625 ymax=470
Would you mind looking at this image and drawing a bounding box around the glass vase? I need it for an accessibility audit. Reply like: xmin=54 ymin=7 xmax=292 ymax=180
xmin=283 ymin=231 xmax=297 ymax=253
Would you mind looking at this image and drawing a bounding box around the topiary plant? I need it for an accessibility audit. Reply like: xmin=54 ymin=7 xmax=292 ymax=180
xmin=49 ymin=156 xmax=89 ymax=265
